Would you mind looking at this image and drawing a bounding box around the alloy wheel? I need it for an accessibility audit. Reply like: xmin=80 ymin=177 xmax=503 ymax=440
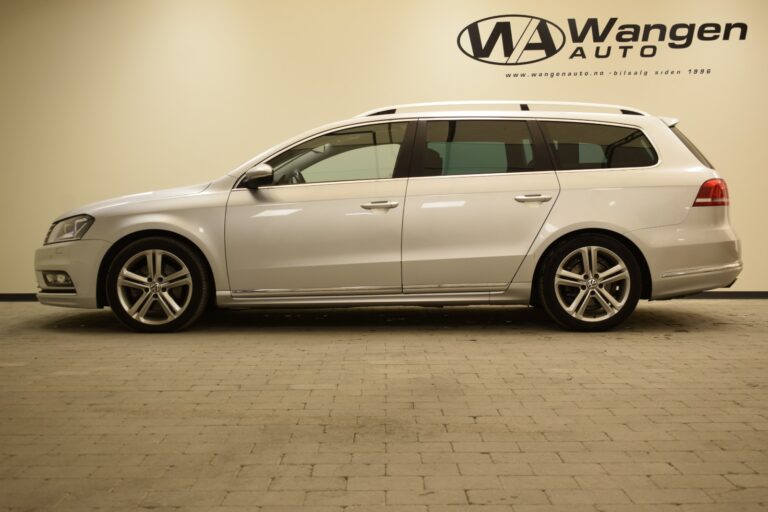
xmin=553 ymin=245 xmax=631 ymax=322
xmin=116 ymin=249 xmax=193 ymax=325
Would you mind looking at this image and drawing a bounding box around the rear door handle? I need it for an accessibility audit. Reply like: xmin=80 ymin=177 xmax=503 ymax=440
xmin=361 ymin=200 xmax=399 ymax=210
xmin=515 ymin=194 xmax=552 ymax=203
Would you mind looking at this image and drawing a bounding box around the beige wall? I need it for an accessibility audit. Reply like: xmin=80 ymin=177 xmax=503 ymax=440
xmin=1 ymin=0 xmax=766 ymax=292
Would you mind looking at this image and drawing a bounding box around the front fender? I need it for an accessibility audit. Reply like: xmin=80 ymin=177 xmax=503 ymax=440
xmin=85 ymin=191 xmax=230 ymax=292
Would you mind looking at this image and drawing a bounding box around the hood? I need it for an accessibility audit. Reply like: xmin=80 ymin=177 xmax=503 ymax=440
xmin=55 ymin=182 xmax=211 ymax=220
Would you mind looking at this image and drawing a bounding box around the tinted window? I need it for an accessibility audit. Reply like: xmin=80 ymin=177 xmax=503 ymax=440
xmin=541 ymin=122 xmax=657 ymax=170
xmin=418 ymin=120 xmax=536 ymax=177
xmin=671 ymin=126 xmax=713 ymax=168
xmin=268 ymin=122 xmax=407 ymax=185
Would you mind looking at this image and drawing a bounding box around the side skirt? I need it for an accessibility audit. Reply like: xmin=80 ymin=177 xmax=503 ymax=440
xmin=216 ymin=283 xmax=531 ymax=309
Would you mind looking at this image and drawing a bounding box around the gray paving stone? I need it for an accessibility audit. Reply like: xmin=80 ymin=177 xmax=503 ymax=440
xmin=0 ymin=300 xmax=766 ymax=508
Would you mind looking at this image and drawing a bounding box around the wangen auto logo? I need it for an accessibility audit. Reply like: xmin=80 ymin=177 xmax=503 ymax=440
xmin=459 ymin=15 xmax=749 ymax=65
xmin=457 ymin=15 xmax=565 ymax=65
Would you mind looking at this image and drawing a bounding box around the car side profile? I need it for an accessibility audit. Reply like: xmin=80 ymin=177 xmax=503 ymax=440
xmin=34 ymin=101 xmax=742 ymax=332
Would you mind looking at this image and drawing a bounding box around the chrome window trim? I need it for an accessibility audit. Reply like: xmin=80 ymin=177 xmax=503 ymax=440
xmin=231 ymin=176 xmax=408 ymax=192
xmin=414 ymin=117 xmax=660 ymax=175
xmin=234 ymin=116 xmax=660 ymax=188
xmin=405 ymin=170 xmax=557 ymax=181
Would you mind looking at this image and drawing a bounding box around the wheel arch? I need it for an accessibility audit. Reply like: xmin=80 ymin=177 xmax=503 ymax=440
xmin=530 ymin=228 xmax=652 ymax=305
xmin=96 ymin=229 xmax=216 ymax=308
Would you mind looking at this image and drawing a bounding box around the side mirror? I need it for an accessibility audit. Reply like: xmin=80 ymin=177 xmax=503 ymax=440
xmin=242 ymin=163 xmax=274 ymax=189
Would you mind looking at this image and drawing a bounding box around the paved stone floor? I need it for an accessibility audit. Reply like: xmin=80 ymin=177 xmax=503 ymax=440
xmin=0 ymin=300 xmax=767 ymax=511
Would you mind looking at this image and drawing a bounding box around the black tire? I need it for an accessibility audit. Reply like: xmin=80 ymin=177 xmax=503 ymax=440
xmin=105 ymin=237 xmax=210 ymax=332
xmin=537 ymin=234 xmax=641 ymax=331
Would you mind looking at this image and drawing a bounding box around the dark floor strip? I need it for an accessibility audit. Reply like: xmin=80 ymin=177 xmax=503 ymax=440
xmin=686 ymin=291 xmax=768 ymax=299
xmin=0 ymin=293 xmax=37 ymax=301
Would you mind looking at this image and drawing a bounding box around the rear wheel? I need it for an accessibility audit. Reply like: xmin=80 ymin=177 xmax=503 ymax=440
xmin=538 ymin=234 xmax=641 ymax=331
xmin=106 ymin=237 xmax=209 ymax=332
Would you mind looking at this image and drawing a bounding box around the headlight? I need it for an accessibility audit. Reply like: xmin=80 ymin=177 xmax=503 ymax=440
xmin=44 ymin=215 xmax=94 ymax=245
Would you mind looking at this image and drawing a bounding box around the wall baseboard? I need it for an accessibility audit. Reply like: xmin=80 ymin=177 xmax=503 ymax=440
xmin=1 ymin=291 xmax=767 ymax=302
xmin=685 ymin=291 xmax=768 ymax=299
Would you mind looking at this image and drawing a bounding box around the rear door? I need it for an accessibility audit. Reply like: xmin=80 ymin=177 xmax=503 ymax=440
xmin=401 ymin=119 xmax=559 ymax=293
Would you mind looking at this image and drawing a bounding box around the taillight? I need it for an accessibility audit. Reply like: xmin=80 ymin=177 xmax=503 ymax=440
xmin=693 ymin=178 xmax=729 ymax=207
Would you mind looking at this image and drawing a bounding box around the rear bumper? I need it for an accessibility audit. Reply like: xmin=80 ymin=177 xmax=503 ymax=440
xmin=653 ymin=261 xmax=742 ymax=299
xmin=660 ymin=261 xmax=742 ymax=279
xmin=34 ymin=239 xmax=111 ymax=309
xmin=633 ymin=211 xmax=742 ymax=299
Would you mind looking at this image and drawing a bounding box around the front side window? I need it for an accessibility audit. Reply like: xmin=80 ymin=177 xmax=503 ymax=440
xmin=540 ymin=121 xmax=657 ymax=170
xmin=417 ymin=120 xmax=537 ymax=177
xmin=268 ymin=122 xmax=408 ymax=185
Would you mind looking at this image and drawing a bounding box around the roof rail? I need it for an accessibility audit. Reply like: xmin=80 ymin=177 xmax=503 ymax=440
xmin=356 ymin=101 xmax=649 ymax=117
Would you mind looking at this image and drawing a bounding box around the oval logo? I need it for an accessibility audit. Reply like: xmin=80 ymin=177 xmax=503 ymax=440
xmin=457 ymin=15 xmax=566 ymax=65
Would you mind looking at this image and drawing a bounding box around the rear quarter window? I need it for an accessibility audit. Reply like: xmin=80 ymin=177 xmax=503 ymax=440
xmin=541 ymin=121 xmax=658 ymax=170
xmin=670 ymin=126 xmax=714 ymax=168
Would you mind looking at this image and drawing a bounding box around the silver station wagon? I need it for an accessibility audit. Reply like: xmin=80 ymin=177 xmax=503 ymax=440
xmin=35 ymin=101 xmax=742 ymax=332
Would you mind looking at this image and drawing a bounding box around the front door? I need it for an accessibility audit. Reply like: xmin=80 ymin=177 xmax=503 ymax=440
xmin=402 ymin=119 xmax=559 ymax=293
xmin=226 ymin=121 xmax=414 ymax=297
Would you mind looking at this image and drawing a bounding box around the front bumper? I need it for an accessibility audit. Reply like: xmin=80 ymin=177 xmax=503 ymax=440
xmin=34 ymin=239 xmax=111 ymax=309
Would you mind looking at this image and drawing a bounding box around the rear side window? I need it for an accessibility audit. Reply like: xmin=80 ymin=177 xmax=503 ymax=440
xmin=671 ymin=126 xmax=713 ymax=168
xmin=541 ymin=121 xmax=658 ymax=170
xmin=417 ymin=120 xmax=537 ymax=177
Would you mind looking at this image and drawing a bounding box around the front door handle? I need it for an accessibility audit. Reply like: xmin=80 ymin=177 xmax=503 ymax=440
xmin=361 ymin=200 xmax=399 ymax=210
xmin=515 ymin=194 xmax=552 ymax=203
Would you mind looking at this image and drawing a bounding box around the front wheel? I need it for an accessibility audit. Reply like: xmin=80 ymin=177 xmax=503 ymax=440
xmin=537 ymin=234 xmax=641 ymax=331
xmin=106 ymin=237 xmax=210 ymax=332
